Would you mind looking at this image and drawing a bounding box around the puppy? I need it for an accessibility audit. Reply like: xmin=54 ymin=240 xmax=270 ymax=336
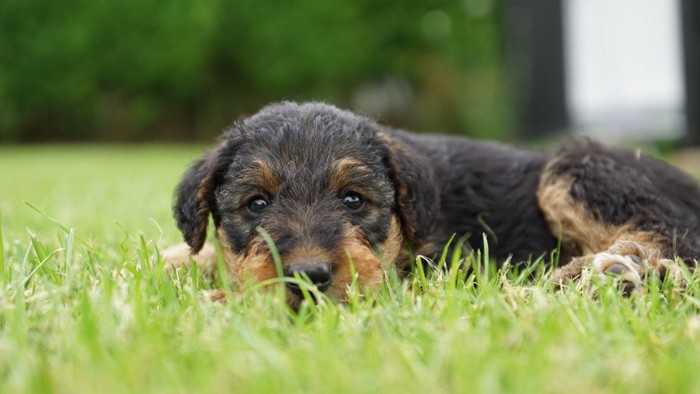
xmin=166 ymin=102 xmax=700 ymax=305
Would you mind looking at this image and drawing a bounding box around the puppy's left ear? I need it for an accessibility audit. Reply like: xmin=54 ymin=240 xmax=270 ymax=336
xmin=379 ymin=131 xmax=440 ymax=247
xmin=173 ymin=142 xmax=232 ymax=254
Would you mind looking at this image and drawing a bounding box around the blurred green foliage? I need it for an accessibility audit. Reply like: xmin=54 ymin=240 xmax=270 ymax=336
xmin=0 ymin=0 xmax=512 ymax=142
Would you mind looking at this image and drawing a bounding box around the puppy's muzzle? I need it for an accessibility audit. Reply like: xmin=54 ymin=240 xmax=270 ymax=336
xmin=285 ymin=262 xmax=332 ymax=295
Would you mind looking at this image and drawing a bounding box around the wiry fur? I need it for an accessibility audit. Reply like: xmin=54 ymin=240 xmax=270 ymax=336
xmin=170 ymin=102 xmax=700 ymax=304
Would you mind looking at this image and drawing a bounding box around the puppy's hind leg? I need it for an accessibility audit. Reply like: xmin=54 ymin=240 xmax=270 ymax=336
xmin=538 ymin=143 xmax=699 ymax=292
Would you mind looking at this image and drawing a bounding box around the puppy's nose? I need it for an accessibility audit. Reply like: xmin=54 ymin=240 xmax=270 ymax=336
xmin=285 ymin=263 xmax=332 ymax=295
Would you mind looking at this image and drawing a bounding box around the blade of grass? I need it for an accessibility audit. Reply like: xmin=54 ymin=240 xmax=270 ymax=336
xmin=24 ymin=201 xmax=96 ymax=252
xmin=0 ymin=213 xmax=4 ymax=280
xmin=438 ymin=234 xmax=456 ymax=269
xmin=345 ymin=250 xmax=362 ymax=309
xmin=24 ymin=248 xmax=63 ymax=287
xmin=256 ymin=226 xmax=283 ymax=278
xmin=482 ymin=233 xmax=490 ymax=280
xmin=28 ymin=229 xmax=48 ymax=263
xmin=414 ymin=252 xmax=428 ymax=291
xmin=256 ymin=226 xmax=287 ymax=304
xmin=446 ymin=238 xmax=464 ymax=291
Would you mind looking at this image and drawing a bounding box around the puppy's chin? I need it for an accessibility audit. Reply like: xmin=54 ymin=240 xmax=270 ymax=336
xmin=286 ymin=292 xmax=303 ymax=311
xmin=284 ymin=289 xmax=328 ymax=311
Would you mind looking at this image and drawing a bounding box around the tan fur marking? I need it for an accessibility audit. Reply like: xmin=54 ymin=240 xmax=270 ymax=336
xmin=215 ymin=227 xmax=278 ymax=286
xmin=205 ymin=289 xmax=227 ymax=303
xmin=214 ymin=219 xmax=405 ymax=304
xmin=377 ymin=216 xmax=404 ymax=266
xmin=242 ymin=158 xmax=281 ymax=194
xmin=215 ymin=227 xmax=237 ymax=269
xmin=330 ymin=158 xmax=372 ymax=190
xmin=537 ymin=174 xmax=667 ymax=255
xmin=327 ymin=226 xmax=385 ymax=301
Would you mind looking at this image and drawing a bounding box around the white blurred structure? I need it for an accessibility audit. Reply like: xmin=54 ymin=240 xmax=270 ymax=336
xmin=563 ymin=0 xmax=685 ymax=140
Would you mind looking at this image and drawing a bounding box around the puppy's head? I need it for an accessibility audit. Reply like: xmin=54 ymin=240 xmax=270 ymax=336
xmin=173 ymin=102 xmax=438 ymax=305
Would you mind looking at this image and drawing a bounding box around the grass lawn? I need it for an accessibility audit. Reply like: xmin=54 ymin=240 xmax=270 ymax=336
xmin=1 ymin=145 xmax=700 ymax=394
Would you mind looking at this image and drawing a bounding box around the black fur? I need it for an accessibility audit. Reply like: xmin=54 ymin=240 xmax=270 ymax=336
xmin=394 ymin=131 xmax=560 ymax=264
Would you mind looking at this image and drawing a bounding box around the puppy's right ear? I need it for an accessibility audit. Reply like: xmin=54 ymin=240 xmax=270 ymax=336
xmin=379 ymin=131 xmax=440 ymax=248
xmin=173 ymin=142 xmax=231 ymax=254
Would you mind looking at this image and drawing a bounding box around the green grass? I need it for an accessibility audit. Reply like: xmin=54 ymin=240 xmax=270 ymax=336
xmin=2 ymin=145 xmax=700 ymax=394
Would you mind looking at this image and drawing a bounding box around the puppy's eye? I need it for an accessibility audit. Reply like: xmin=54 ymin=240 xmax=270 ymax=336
xmin=342 ymin=193 xmax=363 ymax=211
xmin=247 ymin=197 xmax=269 ymax=213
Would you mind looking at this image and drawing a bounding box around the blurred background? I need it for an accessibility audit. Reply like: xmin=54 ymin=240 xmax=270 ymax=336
xmin=0 ymin=0 xmax=698 ymax=145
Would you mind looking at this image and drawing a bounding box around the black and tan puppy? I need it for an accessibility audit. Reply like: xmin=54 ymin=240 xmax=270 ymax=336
xmin=166 ymin=102 xmax=700 ymax=305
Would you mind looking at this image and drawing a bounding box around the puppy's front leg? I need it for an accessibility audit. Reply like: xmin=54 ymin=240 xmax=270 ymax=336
xmin=162 ymin=242 xmax=218 ymax=277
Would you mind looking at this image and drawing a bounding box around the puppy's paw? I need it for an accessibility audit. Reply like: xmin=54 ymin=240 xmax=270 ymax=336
xmin=203 ymin=289 xmax=227 ymax=303
xmin=162 ymin=243 xmax=218 ymax=277
xmin=592 ymin=240 xmax=679 ymax=295
xmin=550 ymin=240 xmax=684 ymax=294
xmin=550 ymin=256 xmax=589 ymax=285
xmin=591 ymin=251 xmax=644 ymax=295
